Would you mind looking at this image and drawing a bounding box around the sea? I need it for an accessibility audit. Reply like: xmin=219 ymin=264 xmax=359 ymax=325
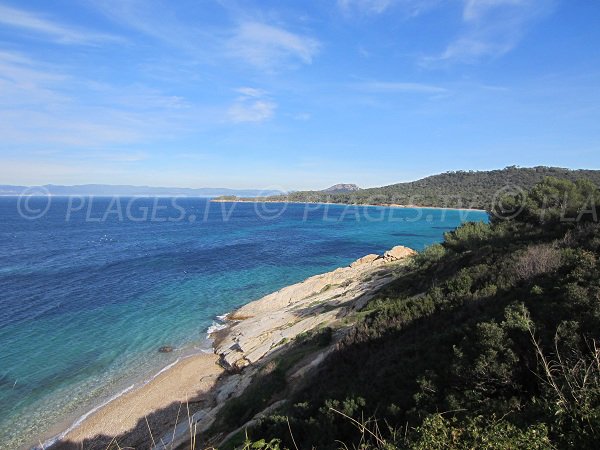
xmin=0 ymin=196 xmax=488 ymax=448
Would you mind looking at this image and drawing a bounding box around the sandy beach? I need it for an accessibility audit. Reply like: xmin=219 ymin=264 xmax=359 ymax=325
xmin=56 ymin=353 xmax=223 ymax=448
xmin=50 ymin=245 xmax=417 ymax=449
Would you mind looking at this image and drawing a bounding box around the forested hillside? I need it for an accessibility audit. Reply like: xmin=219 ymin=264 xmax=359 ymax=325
xmin=212 ymin=177 xmax=600 ymax=449
xmin=222 ymin=166 xmax=600 ymax=210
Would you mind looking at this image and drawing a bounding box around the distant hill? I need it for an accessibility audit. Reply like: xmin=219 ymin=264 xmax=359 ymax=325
xmin=0 ymin=184 xmax=284 ymax=198
xmin=251 ymin=166 xmax=600 ymax=210
xmin=321 ymin=183 xmax=360 ymax=193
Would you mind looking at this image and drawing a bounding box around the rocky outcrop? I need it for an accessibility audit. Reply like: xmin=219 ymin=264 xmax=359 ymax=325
xmin=384 ymin=245 xmax=417 ymax=261
xmin=321 ymin=183 xmax=361 ymax=193
xmin=213 ymin=245 xmax=416 ymax=371
xmin=350 ymin=254 xmax=380 ymax=267
xmin=155 ymin=245 xmax=416 ymax=450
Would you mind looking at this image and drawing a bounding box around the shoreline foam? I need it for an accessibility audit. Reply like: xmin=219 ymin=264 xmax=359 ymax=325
xmin=51 ymin=352 xmax=222 ymax=448
xmin=36 ymin=315 xmax=235 ymax=449
xmin=40 ymin=337 xmax=218 ymax=449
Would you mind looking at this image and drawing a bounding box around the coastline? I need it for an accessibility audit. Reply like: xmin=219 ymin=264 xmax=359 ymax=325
xmin=210 ymin=198 xmax=488 ymax=212
xmin=47 ymin=245 xmax=417 ymax=449
xmin=47 ymin=352 xmax=223 ymax=449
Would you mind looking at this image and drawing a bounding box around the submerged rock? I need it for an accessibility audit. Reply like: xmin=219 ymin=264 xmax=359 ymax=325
xmin=158 ymin=346 xmax=174 ymax=353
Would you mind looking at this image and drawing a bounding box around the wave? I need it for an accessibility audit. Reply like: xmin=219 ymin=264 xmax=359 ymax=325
xmin=207 ymin=320 xmax=228 ymax=336
xmin=36 ymin=356 xmax=190 ymax=450
xmin=37 ymin=327 xmax=222 ymax=449
xmin=36 ymin=383 xmax=135 ymax=450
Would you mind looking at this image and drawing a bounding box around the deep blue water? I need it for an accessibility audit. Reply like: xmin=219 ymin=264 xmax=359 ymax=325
xmin=0 ymin=197 xmax=488 ymax=448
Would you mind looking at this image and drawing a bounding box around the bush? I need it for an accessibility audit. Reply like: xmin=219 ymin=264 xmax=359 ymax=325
xmin=513 ymin=243 xmax=562 ymax=281
xmin=444 ymin=221 xmax=493 ymax=251
xmin=411 ymin=414 xmax=551 ymax=450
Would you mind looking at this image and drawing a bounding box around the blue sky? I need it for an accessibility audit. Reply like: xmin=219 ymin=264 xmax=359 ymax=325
xmin=0 ymin=0 xmax=599 ymax=189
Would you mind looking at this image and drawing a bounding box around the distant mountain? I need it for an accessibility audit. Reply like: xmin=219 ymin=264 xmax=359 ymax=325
xmin=0 ymin=184 xmax=284 ymax=197
xmin=321 ymin=183 xmax=360 ymax=193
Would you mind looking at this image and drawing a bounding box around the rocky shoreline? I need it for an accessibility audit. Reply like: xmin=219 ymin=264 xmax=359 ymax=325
xmin=213 ymin=245 xmax=416 ymax=371
xmin=158 ymin=245 xmax=416 ymax=449
xmin=53 ymin=245 xmax=416 ymax=450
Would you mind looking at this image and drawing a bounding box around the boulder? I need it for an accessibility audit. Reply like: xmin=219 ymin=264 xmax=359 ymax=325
xmin=383 ymin=245 xmax=416 ymax=261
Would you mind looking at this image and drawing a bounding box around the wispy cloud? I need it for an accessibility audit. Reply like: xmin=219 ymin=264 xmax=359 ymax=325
xmin=78 ymin=150 xmax=149 ymax=162
xmin=228 ymin=87 xmax=276 ymax=123
xmin=228 ymin=22 xmax=320 ymax=69
xmin=293 ymin=112 xmax=312 ymax=121
xmin=338 ymin=0 xmax=394 ymax=14
xmin=338 ymin=0 xmax=441 ymax=16
xmin=90 ymin=3 xmax=319 ymax=72
xmin=424 ymin=0 xmax=555 ymax=64
xmin=88 ymin=0 xmax=201 ymax=50
xmin=0 ymin=50 xmax=69 ymax=106
xmin=355 ymin=81 xmax=449 ymax=94
xmin=0 ymin=3 xmax=121 ymax=45
xmin=0 ymin=48 xmax=215 ymax=149
xmin=235 ymin=87 xmax=266 ymax=98
xmin=463 ymin=0 xmax=530 ymax=21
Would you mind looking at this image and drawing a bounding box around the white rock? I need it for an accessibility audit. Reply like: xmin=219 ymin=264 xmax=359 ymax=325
xmin=215 ymin=245 xmax=415 ymax=370
xmin=384 ymin=245 xmax=417 ymax=261
xmin=350 ymin=254 xmax=380 ymax=267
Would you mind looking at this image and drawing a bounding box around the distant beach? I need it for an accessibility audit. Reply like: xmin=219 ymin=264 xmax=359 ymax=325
xmin=210 ymin=198 xmax=488 ymax=212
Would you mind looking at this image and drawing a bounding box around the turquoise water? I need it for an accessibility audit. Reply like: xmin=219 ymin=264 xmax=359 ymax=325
xmin=0 ymin=197 xmax=488 ymax=448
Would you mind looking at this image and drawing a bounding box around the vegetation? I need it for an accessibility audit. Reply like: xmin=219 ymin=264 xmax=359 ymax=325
xmin=217 ymin=166 xmax=600 ymax=210
xmin=230 ymin=177 xmax=600 ymax=449
xmin=209 ymin=328 xmax=334 ymax=449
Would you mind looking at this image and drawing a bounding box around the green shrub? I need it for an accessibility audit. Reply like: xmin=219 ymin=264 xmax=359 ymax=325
xmin=411 ymin=414 xmax=551 ymax=450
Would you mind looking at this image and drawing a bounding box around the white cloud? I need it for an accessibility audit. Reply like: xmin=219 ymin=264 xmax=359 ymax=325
xmin=90 ymin=3 xmax=319 ymax=72
xmin=0 ymin=49 xmax=217 ymax=149
xmin=228 ymin=22 xmax=320 ymax=69
xmin=356 ymin=81 xmax=449 ymax=94
xmin=88 ymin=0 xmax=202 ymax=51
xmin=228 ymin=88 xmax=276 ymax=123
xmin=424 ymin=0 xmax=554 ymax=64
xmin=236 ymin=87 xmax=266 ymax=98
xmin=0 ymin=4 xmax=121 ymax=44
xmin=228 ymin=100 xmax=276 ymax=123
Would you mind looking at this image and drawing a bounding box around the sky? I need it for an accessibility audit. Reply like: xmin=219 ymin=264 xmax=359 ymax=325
xmin=0 ymin=0 xmax=599 ymax=190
